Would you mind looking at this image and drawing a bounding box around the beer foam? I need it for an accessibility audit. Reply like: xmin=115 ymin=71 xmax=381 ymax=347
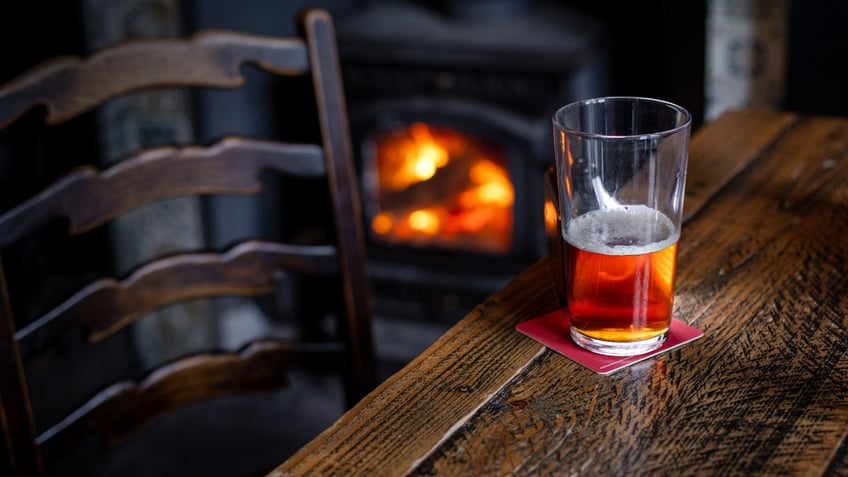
xmin=564 ymin=205 xmax=678 ymax=256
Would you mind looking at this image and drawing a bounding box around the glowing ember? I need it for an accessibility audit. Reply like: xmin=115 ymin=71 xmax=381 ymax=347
xmin=408 ymin=209 xmax=440 ymax=234
xmin=368 ymin=123 xmax=514 ymax=253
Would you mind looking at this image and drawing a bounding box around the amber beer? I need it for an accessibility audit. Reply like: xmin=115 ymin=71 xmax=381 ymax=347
xmin=564 ymin=205 xmax=678 ymax=353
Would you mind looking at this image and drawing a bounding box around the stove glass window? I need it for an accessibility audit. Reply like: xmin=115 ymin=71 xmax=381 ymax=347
xmin=364 ymin=122 xmax=514 ymax=254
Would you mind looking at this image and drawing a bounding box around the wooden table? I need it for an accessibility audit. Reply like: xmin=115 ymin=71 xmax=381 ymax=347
xmin=269 ymin=109 xmax=848 ymax=476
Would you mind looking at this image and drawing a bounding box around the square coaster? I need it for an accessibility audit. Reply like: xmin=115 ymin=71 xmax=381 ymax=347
xmin=516 ymin=308 xmax=704 ymax=375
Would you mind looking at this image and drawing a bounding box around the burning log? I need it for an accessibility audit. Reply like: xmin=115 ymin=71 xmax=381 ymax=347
xmin=378 ymin=156 xmax=473 ymax=215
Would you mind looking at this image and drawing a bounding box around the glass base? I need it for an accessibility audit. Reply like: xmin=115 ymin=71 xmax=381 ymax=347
xmin=570 ymin=328 xmax=668 ymax=356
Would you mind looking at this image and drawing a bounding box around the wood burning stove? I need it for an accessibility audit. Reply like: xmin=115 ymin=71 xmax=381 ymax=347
xmin=337 ymin=0 xmax=610 ymax=322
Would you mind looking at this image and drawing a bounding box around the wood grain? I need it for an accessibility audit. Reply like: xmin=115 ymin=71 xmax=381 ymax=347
xmin=410 ymin=113 xmax=848 ymax=475
xmin=682 ymin=108 xmax=797 ymax=222
xmin=268 ymin=110 xmax=848 ymax=476
xmin=38 ymin=339 xmax=346 ymax=460
xmin=0 ymin=137 xmax=324 ymax=247
xmin=15 ymin=240 xmax=338 ymax=359
xmin=270 ymin=259 xmax=557 ymax=476
xmin=0 ymin=31 xmax=308 ymax=128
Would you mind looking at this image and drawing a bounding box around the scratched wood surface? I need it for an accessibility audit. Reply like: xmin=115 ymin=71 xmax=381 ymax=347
xmin=270 ymin=109 xmax=848 ymax=476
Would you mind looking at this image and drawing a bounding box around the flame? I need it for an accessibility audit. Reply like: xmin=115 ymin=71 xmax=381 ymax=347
xmin=409 ymin=123 xmax=449 ymax=181
xmin=460 ymin=159 xmax=514 ymax=209
xmin=371 ymin=123 xmax=514 ymax=253
xmin=371 ymin=212 xmax=394 ymax=235
xmin=380 ymin=123 xmax=451 ymax=190
xmin=408 ymin=209 xmax=440 ymax=235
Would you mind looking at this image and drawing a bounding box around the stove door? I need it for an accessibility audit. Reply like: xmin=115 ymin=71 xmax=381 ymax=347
xmin=353 ymin=97 xmax=545 ymax=260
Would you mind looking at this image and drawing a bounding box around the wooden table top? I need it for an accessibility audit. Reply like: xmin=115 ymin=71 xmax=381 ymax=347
xmin=269 ymin=109 xmax=848 ymax=476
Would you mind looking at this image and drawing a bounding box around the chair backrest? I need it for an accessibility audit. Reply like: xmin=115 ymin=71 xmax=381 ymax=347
xmin=0 ymin=9 xmax=376 ymax=476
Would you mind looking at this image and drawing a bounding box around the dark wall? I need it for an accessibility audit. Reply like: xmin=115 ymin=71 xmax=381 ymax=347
xmin=567 ymin=0 xmax=848 ymax=123
xmin=4 ymin=0 xmax=848 ymax=144
xmin=563 ymin=0 xmax=707 ymax=128
xmin=0 ymin=2 xmax=110 ymax=322
xmin=784 ymin=1 xmax=848 ymax=117
xmin=0 ymin=1 xmax=93 ymax=205
xmin=0 ymin=3 xmax=88 ymax=82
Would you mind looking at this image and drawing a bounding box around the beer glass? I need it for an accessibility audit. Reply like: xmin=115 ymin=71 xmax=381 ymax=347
xmin=552 ymin=97 xmax=691 ymax=356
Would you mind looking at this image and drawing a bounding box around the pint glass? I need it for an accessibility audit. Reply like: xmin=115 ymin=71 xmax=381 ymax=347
xmin=552 ymin=97 xmax=691 ymax=356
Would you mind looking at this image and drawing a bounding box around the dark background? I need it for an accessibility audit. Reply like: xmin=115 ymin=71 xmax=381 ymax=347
xmin=4 ymin=0 xmax=845 ymax=249
xmin=2 ymin=1 xmax=847 ymax=474
xmin=4 ymin=0 xmax=847 ymax=132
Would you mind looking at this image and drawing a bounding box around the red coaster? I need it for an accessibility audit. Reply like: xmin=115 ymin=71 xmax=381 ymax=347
xmin=516 ymin=308 xmax=703 ymax=375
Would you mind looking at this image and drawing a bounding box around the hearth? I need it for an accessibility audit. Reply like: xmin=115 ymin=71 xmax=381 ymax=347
xmin=336 ymin=0 xmax=610 ymax=322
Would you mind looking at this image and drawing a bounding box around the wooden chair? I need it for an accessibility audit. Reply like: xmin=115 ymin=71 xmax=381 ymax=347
xmin=0 ymin=9 xmax=376 ymax=476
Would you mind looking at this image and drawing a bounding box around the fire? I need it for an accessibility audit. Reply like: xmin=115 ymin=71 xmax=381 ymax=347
xmin=371 ymin=123 xmax=514 ymax=253
xmin=381 ymin=123 xmax=451 ymax=190
xmin=467 ymin=160 xmax=514 ymax=207
xmin=409 ymin=124 xmax=448 ymax=181
xmin=408 ymin=209 xmax=440 ymax=234
xmin=371 ymin=212 xmax=394 ymax=235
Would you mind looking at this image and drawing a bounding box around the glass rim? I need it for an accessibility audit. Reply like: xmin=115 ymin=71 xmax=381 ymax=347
xmin=552 ymin=96 xmax=692 ymax=140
